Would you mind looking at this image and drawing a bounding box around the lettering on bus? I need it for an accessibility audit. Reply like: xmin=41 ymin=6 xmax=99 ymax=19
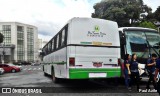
xmin=87 ymin=25 xmax=106 ymax=37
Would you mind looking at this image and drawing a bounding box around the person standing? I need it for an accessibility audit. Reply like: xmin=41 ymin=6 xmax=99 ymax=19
xmin=130 ymin=54 xmax=142 ymax=91
xmin=146 ymin=53 xmax=157 ymax=90
xmin=155 ymin=57 xmax=160 ymax=95
xmin=124 ymin=54 xmax=131 ymax=90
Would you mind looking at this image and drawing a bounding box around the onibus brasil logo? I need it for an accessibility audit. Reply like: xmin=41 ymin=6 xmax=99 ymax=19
xmin=87 ymin=25 xmax=106 ymax=37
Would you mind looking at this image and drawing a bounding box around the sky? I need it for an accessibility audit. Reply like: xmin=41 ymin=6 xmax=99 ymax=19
xmin=0 ymin=0 xmax=159 ymax=41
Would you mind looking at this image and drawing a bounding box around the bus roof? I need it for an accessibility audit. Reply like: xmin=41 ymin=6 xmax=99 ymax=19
xmin=118 ymin=27 xmax=157 ymax=32
xmin=67 ymin=17 xmax=117 ymax=24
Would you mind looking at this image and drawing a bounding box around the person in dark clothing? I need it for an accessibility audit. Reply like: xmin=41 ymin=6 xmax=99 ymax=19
xmin=130 ymin=54 xmax=142 ymax=91
xmin=155 ymin=58 xmax=160 ymax=96
xmin=146 ymin=53 xmax=157 ymax=90
xmin=124 ymin=54 xmax=131 ymax=90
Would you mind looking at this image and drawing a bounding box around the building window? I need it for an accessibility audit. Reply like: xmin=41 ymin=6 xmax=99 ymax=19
xmin=1 ymin=25 xmax=11 ymax=44
xmin=27 ymin=27 xmax=34 ymax=62
xmin=17 ymin=26 xmax=24 ymax=61
xmin=3 ymin=25 xmax=11 ymax=31
xmin=17 ymin=26 xmax=24 ymax=32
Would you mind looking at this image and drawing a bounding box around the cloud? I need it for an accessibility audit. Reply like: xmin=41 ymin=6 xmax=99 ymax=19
xmin=143 ymin=0 xmax=160 ymax=12
xmin=0 ymin=0 xmax=158 ymax=42
xmin=0 ymin=0 xmax=101 ymax=41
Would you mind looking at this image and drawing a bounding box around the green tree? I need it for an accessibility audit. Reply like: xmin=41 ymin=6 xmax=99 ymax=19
xmin=138 ymin=21 xmax=157 ymax=29
xmin=154 ymin=6 xmax=160 ymax=21
xmin=92 ymin=0 xmax=152 ymax=27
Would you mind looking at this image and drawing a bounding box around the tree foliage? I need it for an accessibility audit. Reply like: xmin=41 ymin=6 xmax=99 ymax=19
xmin=92 ymin=0 xmax=152 ymax=27
xmin=138 ymin=21 xmax=157 ymax=29
xmin=154 ymin=6 xmax=160 ymax=22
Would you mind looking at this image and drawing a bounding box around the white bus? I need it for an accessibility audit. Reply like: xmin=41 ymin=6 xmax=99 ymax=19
xmin=42 ymin=17 xmax=121 ymax=83
xmin=119 ymin=27 xmax=160 ymax=76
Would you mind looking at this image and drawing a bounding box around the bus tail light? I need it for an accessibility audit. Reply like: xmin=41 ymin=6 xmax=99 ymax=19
xmin=69 ymin=57 xmax=75 ymax=66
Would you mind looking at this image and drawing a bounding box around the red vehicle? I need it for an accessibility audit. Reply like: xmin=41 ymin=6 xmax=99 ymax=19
xmin=0 ymin=64 xmax=21 ymax=73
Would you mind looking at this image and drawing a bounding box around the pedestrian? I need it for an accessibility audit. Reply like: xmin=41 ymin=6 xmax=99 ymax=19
xmin=146 ymin=53 xmax=157 ymax=90
xmin=130 ymin=54 xmax=142 ymax=91
xmin=155 ymin=57 xmax=160 ymax=96
xmin=124 ymin=54 xmax=131 ymax=91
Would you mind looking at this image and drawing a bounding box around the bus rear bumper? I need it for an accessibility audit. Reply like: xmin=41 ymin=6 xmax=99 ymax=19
xmin=69 ymin=68 xmax=121 ymax=79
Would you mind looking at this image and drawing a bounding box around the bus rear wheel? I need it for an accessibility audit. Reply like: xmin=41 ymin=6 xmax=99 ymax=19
xmin=44 ymin=72 xmax=47 ymax=76
xmin=51 ymin=67 xmax=60 ymax=83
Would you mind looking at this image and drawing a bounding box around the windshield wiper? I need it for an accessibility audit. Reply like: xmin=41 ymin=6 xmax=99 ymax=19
xmin=144 ymin=33 xmax=160 ymax=58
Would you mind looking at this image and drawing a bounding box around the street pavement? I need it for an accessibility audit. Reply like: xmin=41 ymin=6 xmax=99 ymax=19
xmin=0 ymin=65 xmax=159 ymax=96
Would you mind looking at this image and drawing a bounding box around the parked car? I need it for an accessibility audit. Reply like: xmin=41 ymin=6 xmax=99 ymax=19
xmin=0 ymin=68 xmax=4 ymax=75
xmin=0 ymin=64 xmax=21 ymax=73
xmin=7 ymin=63 xmax=22 ymax=70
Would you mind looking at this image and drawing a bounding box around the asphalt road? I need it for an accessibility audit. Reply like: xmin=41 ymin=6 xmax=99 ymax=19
xmin=0 ymin=65 xmax=159 ymax=96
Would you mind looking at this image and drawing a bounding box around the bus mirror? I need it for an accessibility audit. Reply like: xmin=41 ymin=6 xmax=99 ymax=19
xmin=40 ymin=52 xmax=45 ymax=56
xmin=119 ymin=31 xmax=126 ymax=45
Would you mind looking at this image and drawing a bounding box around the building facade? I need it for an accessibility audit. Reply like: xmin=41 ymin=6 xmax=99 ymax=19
xmin=0 ymin=22 xmax=38 ymax=63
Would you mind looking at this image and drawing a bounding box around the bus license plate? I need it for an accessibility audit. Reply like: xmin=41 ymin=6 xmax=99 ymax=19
xmin=89 ymin=73 xmax=107 ymax=78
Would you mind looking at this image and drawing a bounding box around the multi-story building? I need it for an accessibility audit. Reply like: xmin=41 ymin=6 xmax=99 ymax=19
xmin=0 ymin=22 xmax=38 ymax=63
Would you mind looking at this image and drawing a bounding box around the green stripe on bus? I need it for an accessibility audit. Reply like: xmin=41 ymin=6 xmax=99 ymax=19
xmin=69 ymin=68 xmax=121 ymax=79
xmin=80 ymin=42 xmax=92 ymax=44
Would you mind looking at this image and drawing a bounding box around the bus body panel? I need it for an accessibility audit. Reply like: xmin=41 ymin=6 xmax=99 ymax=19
xmin=68 ymin=18 xmax=120 ymax=47
xmin=67 ymin=46 xmax=121 ymax=79
xmin=75 ymin=46 xmax=120 ymax=68
xmin=43 ymin=48 xmax=67 ymax=78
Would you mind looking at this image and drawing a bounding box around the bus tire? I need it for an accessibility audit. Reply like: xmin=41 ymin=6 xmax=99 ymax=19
xmin=51 ymin=66 xmax=60 ymax=83
xmin=44 ymin=72 xmax=47 ymax=76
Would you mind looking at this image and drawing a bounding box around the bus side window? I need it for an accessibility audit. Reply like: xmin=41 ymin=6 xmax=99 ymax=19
xmin=46 ymin=44 xmax=48 ymax=54
xmin=56 ymin=35 xmax=59 ymax=49
xmin=119 ymin=31 xmax=126 ymax=59
xmin=59 ymin=32 xmax=62 ymax=47
xmin=61 ymin=29 xmax=65 ymax=46
xmin=119 ymin=31 xmax=126 ymax=45
xmin=49 ymin=41 xmax=52 ymax=52
xmin=64 ymin=25 xmax=68 ymax=45
xmin=52 ymin=39 xmax=54 ymax=51
xmin=48 ymin=43 xmax=50 ymax=53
